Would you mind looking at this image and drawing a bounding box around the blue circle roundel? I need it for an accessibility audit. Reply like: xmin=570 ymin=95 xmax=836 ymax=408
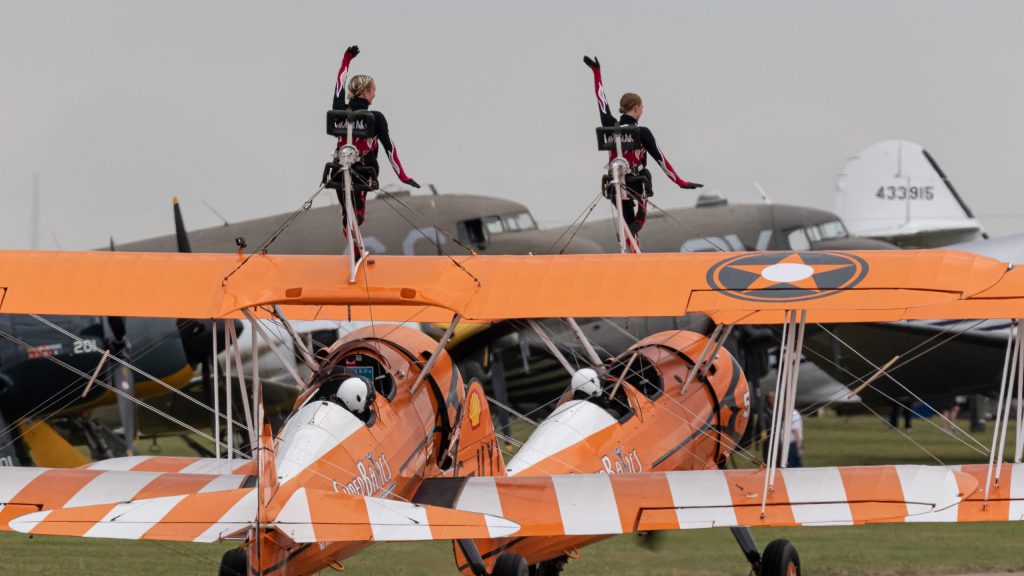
xmin=705 ymin=252 xmax=869 ymax=302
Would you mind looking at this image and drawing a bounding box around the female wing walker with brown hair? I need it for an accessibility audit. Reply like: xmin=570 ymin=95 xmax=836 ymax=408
xmin=4 ymin=249 xmax=1024 ymax=575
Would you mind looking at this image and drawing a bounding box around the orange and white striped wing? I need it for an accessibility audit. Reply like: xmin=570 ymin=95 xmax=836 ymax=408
xmin=420 ymin=465 xmax=979 ymax=536
xmin=909 ymin=463 xmax=1024 ymax=523
xmin=273 ymin=488 xmax=518 ymax=542
xmin=0 ymin=464 xmax=250 ymax=532
xmin=9 ymin=488 xmax=256 ymax=542
xmin=9 ymin=487 xmax=518 ymax=543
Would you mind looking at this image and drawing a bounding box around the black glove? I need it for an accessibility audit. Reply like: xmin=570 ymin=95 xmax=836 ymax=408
xmin=583 ymin=56 xmax=600 ymax=69
xmin=345 ymin=45 xmax=360 ymax=58
xmin=681 ymin=181 xmax=704 ymax=190
xmin=404 ymin=179 xmax=421 ymax=189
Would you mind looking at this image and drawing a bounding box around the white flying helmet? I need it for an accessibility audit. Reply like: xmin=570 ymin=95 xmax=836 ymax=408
xmin=337 ymin=377 xmax=373 ymax=413
xmin=571 ymin=368 xmax=601 ymax=397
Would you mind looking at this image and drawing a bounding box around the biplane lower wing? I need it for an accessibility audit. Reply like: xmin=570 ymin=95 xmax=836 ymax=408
xmin=0 ymin=459 xmax=252 ymax=531
xmin=7 ymin=487 xmax=519 ymax=543
xmin=417 ymin=465 xmax=1002 ymax=535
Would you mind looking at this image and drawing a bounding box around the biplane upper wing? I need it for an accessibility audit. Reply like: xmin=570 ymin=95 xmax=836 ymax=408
xmin=416 ymin=464 xmax=1024 ymax=534
xmin=1 ymin=249 xmax=1023 ymax=324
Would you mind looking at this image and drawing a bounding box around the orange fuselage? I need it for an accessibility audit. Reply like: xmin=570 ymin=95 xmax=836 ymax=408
xmin=248 ymin=325 xmax=463 ymax=576
xmin=466 ymin=330 xmax=749 ymax=571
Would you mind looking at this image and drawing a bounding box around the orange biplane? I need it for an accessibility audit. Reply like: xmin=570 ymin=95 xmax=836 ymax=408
xmin=4 ymin=249 xmax=1024 ymax=576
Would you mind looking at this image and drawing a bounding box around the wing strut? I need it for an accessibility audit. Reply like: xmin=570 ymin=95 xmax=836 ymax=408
xmin=566 ymin=317 xmax=603 ymax=366
xmin=242 ymin=309 xmax=309 ymax=391
xmin=213 ymin=318 xmax=220 ymax=459
xmin=225 ymin=320 xmax=257 ymax=452
xmin=985 ymin=319 xmax=1024 ymax=502
xmin=761 ymin=309 xmax=806 ymax=517
xmin=411 ymin=314 xmax=461 ymax=394
xmin=272 ymin=305 xmax=318 ymax=371
xmin=527 ymin=319 xmax=577 ymax=377
xmin=682 ymin=323 xmax=735 ymax=394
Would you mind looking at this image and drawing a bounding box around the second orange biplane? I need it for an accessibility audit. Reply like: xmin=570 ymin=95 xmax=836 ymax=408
xmin=3 ymin=249 xmax=1024 ymax=575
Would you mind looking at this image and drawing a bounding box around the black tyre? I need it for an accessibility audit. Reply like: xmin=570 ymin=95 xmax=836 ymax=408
xmin=219 ymin=547 xmax=248 ymax=576
xmin=759 ymin=539 xmax=800 ymax=576
xmin=492 ymin=552 xmax=528 ymax=576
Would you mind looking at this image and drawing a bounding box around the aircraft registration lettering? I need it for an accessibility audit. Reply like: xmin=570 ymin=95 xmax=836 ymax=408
xmin=73 ymin=339 xmax=100 ymax=355
xmin=875 ymin=185 xmax=934 ymax=201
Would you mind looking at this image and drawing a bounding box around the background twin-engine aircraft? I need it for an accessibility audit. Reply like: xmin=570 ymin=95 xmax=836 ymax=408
xmin=4 ymin=248 xmax=1024 ymax=576
xmin=1 ymin=140 xmax=1020 ymax=470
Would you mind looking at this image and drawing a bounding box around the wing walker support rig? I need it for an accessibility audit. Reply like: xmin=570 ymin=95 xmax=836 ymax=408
xmin=323 ymin=109 xmax=376 ymax=283
xmin=597 ymin=125 xmax=643 ymax=254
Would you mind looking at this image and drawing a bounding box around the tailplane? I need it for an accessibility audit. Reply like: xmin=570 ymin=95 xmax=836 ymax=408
xmin=836 ymin=140 xmax=985 ymax=247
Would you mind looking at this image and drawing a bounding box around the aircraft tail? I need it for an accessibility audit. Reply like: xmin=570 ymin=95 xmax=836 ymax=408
xmin=836 ymin=140 xmax=985 ymax=247
xmin=18 ymin=420 xmax=89 ymax=468
xmin=451 ymin=379 xmax=506 ymax=478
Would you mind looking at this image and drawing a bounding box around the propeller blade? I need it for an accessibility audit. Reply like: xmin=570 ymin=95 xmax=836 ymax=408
xmin=173 ymin=196 xmax=192 ymax=253
xmin=113 ymin=363 xmax=137 ymax=454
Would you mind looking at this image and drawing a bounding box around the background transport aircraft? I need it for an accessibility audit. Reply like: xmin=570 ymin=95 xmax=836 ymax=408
xmin=4 ymin=249 xmax=1024 ymax=576
xmin=804 ymin=141 xmax=1024 ymax=421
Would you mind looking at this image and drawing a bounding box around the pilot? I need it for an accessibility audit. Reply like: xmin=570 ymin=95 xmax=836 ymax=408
xmin=583 ymin=55 xmax=703 ymax=239
xmin=336 ymin=376 xmax=376 ymax=423
xmin=571 ymin=367 xmax=601 ymax=400
xmin=331 ymin=45 xmax=420 ymax=228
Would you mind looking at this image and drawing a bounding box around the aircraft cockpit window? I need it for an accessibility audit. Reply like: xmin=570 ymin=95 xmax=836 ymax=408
xmin=503 ymin=215 xmax=521 ymax=232
xmin=793 ymin=221 xmax=849 ymax=248
xmin=484 ymin=216 xmax=505 ymax=235
xmin=308 ymin=371 xmax=378 ymax=424
xmin=457 ymin=219 xmax=488 ymax=248
xmin=786 ymin=228 xmax=811 ymax=251
xmin=820 ymin=220 xmax=848 ymax=240
xmin=334 ymin=353 xmax=396 ymax=401
xmin=502 ymin=212 xmax=537 ymax=232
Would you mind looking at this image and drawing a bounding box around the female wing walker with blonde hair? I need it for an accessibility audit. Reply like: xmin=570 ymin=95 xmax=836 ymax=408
xmin=584 ymin=55 xmax=703 ymax=241
xmin=329 ymin=45 xmax=420 ymax=228
xmin=5 ymin=249 xmax=1024 ymax=576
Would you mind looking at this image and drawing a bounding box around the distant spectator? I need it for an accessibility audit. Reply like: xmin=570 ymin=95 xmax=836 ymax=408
xmin=764 ymin=391 xmax=804 ymax=468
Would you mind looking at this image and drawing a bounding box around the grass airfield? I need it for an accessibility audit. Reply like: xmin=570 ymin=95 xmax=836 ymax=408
xmin=4 ymin=415 xmax=1024 ymax=575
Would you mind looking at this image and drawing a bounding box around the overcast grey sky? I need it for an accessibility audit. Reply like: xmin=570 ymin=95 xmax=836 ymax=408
xmin=2 ymin=1 xmax=1022 ymax=249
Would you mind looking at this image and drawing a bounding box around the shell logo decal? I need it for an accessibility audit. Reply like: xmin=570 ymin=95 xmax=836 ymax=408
xmin=706 ymin=251 xmax=868 ymax=303
xmin=467 ymin=388 xmax=483 ymax=429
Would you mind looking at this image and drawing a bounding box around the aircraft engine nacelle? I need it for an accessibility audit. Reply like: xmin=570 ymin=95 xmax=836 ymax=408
xmin=626 ymin=330 xmax=750 ymax=466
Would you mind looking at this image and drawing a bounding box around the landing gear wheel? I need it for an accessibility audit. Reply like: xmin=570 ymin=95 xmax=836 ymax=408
xmin=758 ymin=539 xmax=800 ymax=576
xmin=219 ymin=547 xmax=248 ymax=576
xmin=492 ymin=552 xmax=528 ymax=576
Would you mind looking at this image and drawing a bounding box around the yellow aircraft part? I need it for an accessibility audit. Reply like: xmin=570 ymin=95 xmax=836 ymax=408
xmin=18 ymin=420 xmax=89 ymax=468
xmin=432 ymin=322 xmax=494 ymax=349
xmin=60 ymin=363 xmax=196 ymax=416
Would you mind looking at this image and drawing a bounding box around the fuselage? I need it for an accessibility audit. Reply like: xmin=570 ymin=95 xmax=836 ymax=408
xmin=465 ymin=330 xmax=749 ymax=570
xmin=248 ymin=324 xmax=462 ymax=575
